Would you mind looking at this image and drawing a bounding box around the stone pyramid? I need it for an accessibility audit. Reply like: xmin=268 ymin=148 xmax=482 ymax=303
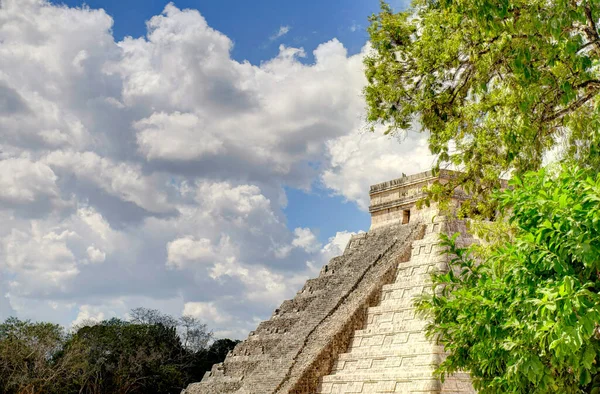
xmin=184 ymin=170 xmax=476 ymax=394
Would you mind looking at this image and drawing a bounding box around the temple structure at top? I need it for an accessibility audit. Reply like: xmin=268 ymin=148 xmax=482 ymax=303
xmin=369 ymin=169 xmax=466 ymax=229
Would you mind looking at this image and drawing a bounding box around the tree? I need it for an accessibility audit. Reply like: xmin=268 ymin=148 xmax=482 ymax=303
xmin=365 ymin=0 xmax=600 ymax=214
xmin=0 ymin=308 xmax=230 ymax=394
xmin=0 ymin=318 xmax=77 ymax=394
xmin=128 ymin=307 xmax=213 ymax=352
xmin=129 ymin=307 xmax=178 ymax=328
xmin=417 ymin=165 xmax=600 ymax=393
xmin=179 ymin=315 xmax=212 ymax=353
xmin=64 ymin=318 xmax=185 ymax=394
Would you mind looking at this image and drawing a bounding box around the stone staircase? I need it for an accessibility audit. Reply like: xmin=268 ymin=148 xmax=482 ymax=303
xmin=184 ymin=223 xmax=425 ymax=394
xmin=317 ymin=218 xmax=476 ymax=394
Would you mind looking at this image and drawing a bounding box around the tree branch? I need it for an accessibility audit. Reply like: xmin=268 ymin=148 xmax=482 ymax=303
xmin=542 ymin=88 xmax=599 ymax=122
xmin=582 ymin=1 xmax=600 ymax=55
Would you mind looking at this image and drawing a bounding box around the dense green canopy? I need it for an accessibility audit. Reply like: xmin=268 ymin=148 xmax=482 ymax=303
xmin=417 ymin=165 xmax=600 ymax=393
xmin=366 ymin=0 xmax=600 ymax=213
xmin=0 ymin=309 xmax=238 ymax=394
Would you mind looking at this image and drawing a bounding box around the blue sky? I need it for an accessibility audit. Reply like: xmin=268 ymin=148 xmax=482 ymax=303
xmin=0 ymin=0 xmax=430 ymax=336
xmin=50 ymin=0 xmax=401 ymax=243
xmin=53 ymin=0 xmax=406 ymax=64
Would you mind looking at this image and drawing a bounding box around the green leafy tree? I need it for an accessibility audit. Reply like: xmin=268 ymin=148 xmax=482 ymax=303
xmin=0 ymin=309 xmax=235 ymax=394
xmin=417 ymin=165 xmax=600 ymax=393
xmin=0 ymin=318 xmax=78 ymax=394
xmin=128 ymin=307 xmax=213 ymax=352
xmin=365 ymin=0 xmax=600 ymax=214
xmin=61 ymin=310 xmax=231 ymax=394
xmin=64 ymin=318 xmax=186 ymax=394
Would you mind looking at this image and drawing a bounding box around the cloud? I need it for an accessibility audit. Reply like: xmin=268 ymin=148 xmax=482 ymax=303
xmin=291 ymin=227 xmax=322 ymax=253
xmin=0 ymin=0 xmax=429 ymax=338
xmin=167 ymin=236 xmax=217 ymax=269
xmin=0 ymin=157 xmax=60 ymax=205
xmin=86 ymin=246 xmax=106 ymax=264
xmin=275 ymin=227 xmax=322 ymax=258
xmin=209 ymin=258 xmax=306 ymax=305
xmin=270 ymin=25 xmax=291 ymax=41
xmin=321 ymin=231 xmax=355 ymax=258
xmin=0 ymin=81 xmax=29 ymax=115
xmin=44 ymin=151 xmax=174 ymax=215
xmin=135 ymin=112 xmax=224 ymax=161
xmin=0 ymin=293 xmax=16 ymax=320
xmin=183 ymin=301 xmax=230 ymax=324
xmin=321 ymin=127 xmax=434 ymax=210
xmin=72 ymin=304 xmax=106 ymax=328
xmin=3 ymin=225 xmax=80 ymax=293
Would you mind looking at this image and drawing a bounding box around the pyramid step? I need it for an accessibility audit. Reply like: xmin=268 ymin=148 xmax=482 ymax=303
xmin=317 ymin=377 xmax=473 ymax=394
xmin=381 ymin=278 xmax=432 ymax=292
xmin=321 ymin=370 xmax=443 ymax=384
xmin=344 ymin=340 xmax=442 ymax=357
xmin=379 ymin=285 xmax=432 ymax=305
xmin=337 ymin=345 xmax=446 ymax=361
xmin=317 ymin=379 xmax=441 ymax=394
xmin=331 ymin=353 xmax=445 ymax=373
xmin=395 ymin=264 xmax=447 ymax=281
xmin=364 ymin=310 xmax=426 ymax=333
xmin=225 ymin=354 xmax=270 ymax=363
xmin=350 ymin=321 xmax=429 ymax=342
xmin=397 ymin=258 xmax=448 ymax=270
xmin=410 ymin=238 xmax=443 ymax=249
xmin=366 ymin=303 xmax=417 ymax=317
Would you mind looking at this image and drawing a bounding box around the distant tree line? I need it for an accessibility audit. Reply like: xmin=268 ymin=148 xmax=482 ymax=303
xmin=0 ymin=308 xmax=239 ymax=394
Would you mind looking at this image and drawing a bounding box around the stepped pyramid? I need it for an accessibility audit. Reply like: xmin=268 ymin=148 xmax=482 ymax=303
xmin=184 ymin=170 xmax=476 ymax=394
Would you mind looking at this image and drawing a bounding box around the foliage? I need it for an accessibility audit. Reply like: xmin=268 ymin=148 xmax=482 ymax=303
xmin=0 ymin=318 xmax=77 ymax=394
xmin=416 ymin=165 xmax=600 ymax=393
xmin=179 ymin=315 xmax=212 ymax=353
xmin=365 ymin=0 xmax=600 ymax=214
xmin=129 ymin=307 xmax=179 ymax=327
xmin=129 ymin=307 xmax=212 ymax=352
xmin=0 ymin=309 xmax=238 ymax=394
xmin=64 ymin=318 xmax=185 ymax=394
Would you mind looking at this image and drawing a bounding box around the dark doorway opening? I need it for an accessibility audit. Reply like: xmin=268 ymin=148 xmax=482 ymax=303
xmin=402 ymin=209 xmax=411 ymax=224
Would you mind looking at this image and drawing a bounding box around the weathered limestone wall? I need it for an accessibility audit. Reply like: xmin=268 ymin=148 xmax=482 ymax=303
xmin=184 ymin=223 xmax=425 ymax=394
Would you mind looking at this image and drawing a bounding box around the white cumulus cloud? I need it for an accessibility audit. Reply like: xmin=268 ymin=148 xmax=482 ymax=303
xmin=135 ymin=112 xmax=224 ymax=161
xmin=86 ymin=246 xmax=106 ymax=264
xmin=321 ymin=128 xmax=434 ymax=210
xmin=0 ymin=0 xmax=429 ymax=338
xmin=72 ymin=304 xmax=106 ymax=328
xmin=167 ymin=236 xmax=216 ymax=269
xmin=0 ymin=157 xmax=60 ymax=205
xmin=292 ymin=227 xmax=322 ymax=253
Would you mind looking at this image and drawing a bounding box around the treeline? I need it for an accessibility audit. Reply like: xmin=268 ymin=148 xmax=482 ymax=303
xmin=0 ymin=308 xmax=239 ymax=394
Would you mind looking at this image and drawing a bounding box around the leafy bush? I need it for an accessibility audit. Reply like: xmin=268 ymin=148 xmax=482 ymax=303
xmin=418 ymin=165 xmax=600 ymax=393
